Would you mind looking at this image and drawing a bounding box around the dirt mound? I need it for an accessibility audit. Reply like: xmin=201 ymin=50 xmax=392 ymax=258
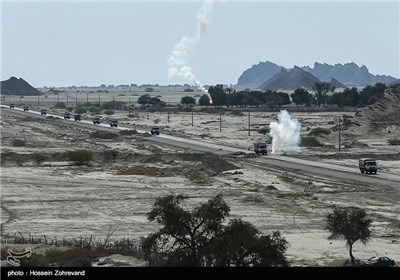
xmin=90 ymin=131 xmax=119 ymax=139
xmin=350 ymin=87 xmax=400 ymax=135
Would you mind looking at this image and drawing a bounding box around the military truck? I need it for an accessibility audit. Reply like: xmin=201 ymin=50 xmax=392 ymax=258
xmin=359 ymin=158 xmax=378 ymax=174
xmin=110 ymin=120 xmax=118 ymax=127
xmin=23 ymin=106 xmax=29 ymax=111
xmin=40 ymin=109 xmax=47 ymax=115
xmin=254 ymin=141 xmax=268 ymax=155
xmin=93 ymin=116 xmax=101 ymax=125
xmin=64 ymin=112 xmax=71 ymax=119
xmin=151 ymin=126 xmax=160 ymax=135
xmin=9 ymin=104 xmax=14 ymax=108
xmin=74 ymin=114 xmax=81 ymax=121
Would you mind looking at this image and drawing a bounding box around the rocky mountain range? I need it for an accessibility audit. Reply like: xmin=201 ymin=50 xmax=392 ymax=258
xmin=1 ymin=76 xmax=41 ymax=96
xmin=237 ymin=61 xmax=398 ymax=89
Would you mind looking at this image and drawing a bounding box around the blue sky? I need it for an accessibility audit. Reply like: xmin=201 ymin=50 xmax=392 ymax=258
xmin=2 ymin=0 xmax=399 ymax=87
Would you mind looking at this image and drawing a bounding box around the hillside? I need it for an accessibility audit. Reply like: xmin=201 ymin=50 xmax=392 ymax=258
xmin=259 ymin=66 xmax=321 ymax=91
xmin=348 ymin=85 xmax=400 ymax=136
xmin=1 ymin=77 xmax=41 ymax=96
xmin=236 ymin=61 xmax=285 ymax=87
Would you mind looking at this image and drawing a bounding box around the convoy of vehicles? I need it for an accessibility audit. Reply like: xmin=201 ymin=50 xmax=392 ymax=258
xmin=359 ymin=158 xmax=378 ymax=174
xmin=74 ymin=114 xmax=81 ymax=121
xmin=64 ymin=112 xmax=71 ymax=119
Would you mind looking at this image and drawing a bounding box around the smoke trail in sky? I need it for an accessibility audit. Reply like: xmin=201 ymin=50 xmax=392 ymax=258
xmin=269 ymin=110 xmax=301 ymax=154
xmin=167 ymin=0 xmax=218 ymax=95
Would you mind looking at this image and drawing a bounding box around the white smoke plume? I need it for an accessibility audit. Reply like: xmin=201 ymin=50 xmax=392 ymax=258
xmin=167 ymin=0 xmax=219 ymax=96
xmin=269 ymin=110 xmax=301 ymax=154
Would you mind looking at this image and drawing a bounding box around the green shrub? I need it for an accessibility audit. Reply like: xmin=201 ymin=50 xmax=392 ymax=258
xmin=12 ymin=139 xmax=26 ymax=147
xmin=54 ymin=102 xmax=66 ymax=109
xmin=103 ymin=149 xmax=119 ymax=163
xmin=187 ymin=173 xmax=209 ymax=185
xmin=102 ymin=100 xmax=126 ymax=110
xmin=388 ymin=139 xmax=400 ymax=145
xmin=31 ymin=153 xmax=47 ymax=165
xmin=308 ymin=127 xmax=331 ymax=137
xmin=257 ymin=127 xmax=270 ymax=135
xmin=88 ymin=106 xmax=102 ymax=114
xmin=300 ymin=136 xmax=324 ymax=147
xmin=230 ymin=110 xmax=244 ymax=117
xmin=19 ymin=253 xmax=48 ymax=267
xmin=104 ymin=110 xmax=115 ymax=115
xmin=71 ymin=257 xmax=92 ymax=267
xmin=74 ymin=106 xmax=86 ymax=114
xmin=61 ymin=150 xmax=93 ymax=165
xmin=1 ymin=152 xmax=28 ymax=166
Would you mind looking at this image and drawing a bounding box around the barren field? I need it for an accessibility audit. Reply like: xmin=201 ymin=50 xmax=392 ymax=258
xmin=1 ymin=97 xmax=399 ymax=266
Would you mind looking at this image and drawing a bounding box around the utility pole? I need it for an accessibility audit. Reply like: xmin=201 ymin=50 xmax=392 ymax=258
xmin=38 ymin=95 xmax=40 ymax=105
xmin=219 ymin=111 xmax=222 ymax=132
xmin=98 ymin=95 xmax=101 ymax=107
xmin=248 ymin=111 xmax=250 ymax=136
xmin=57 ymin=94 xmax=59 ymax=104
xmin=167 ymin=111 xmax=170 ymax=123
xmin=86 ymin=92 xmax=89 ymax=112
xmin=67 ymin=92 xmax=69 ymax=107
xmin=75 ymin=92 xmax=78 ymax=107
xmin=191 ymin=110 xmax=194 ymax=127
xmin=338 ymin=115 xmax=341 ymax=151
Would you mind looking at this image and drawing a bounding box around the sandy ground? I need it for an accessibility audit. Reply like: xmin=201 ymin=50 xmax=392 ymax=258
xmin=1 ymin=102 xmax=399 ymax=267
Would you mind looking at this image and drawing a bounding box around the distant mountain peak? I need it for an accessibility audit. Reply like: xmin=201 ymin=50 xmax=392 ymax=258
xmin=237 ymin=60 xmax=398 ymax=89
xmin=1 ymin=76 xmax=41 ymax=96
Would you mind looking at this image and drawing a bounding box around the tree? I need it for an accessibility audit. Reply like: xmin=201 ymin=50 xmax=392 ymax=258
xmin=291 ymin=88 xmax=312 ymax=106
xmin=180 ymin=96 xmax=196 ymax=107
xmin=142 ymin=194 xmax=288 ymax=267
xmin=325 ymin=207 xmax=371 ymax=264
xmin=198 ymin=94 xmax=210 ymax=106
xmin=208 ymin=84 xmax=226 ymax=107
xmin=138 ymin=94 xmax=152 ymax=106
xmin=313 ymin=82 xmax=333 ymax=108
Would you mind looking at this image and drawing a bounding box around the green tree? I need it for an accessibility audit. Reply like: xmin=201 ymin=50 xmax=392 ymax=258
xmin=208 ymin=84 xmax=226 ymax=107
xmin=142 ymin=194 xmax=288 ymax=267
xmin=180 ymin=96 xmax=196 ymax=106
xmin=206 ymin=219 xmax=288 ymax=266
xmin=325 ymin=207 xmax=371 ymax=264
xmin=291 ymin=88 xmax=312 ymax=106
xmin=313 ymin=82 xmax=333 ymax=108
xmin=198 ymin=94 xmax=210 ymax=106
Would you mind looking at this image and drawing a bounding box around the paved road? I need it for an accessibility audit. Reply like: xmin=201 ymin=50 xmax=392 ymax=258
xmin=2 ymin=105 xmax=400 ymax=186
